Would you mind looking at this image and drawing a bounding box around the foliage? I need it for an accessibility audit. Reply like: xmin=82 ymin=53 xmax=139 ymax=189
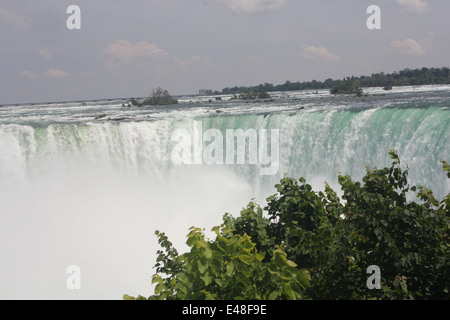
xmin=144 ymin=87 xmax=178 ymax=106
xmin=220 ymin=67 xmax=450 ymax=95
xmin=129 ymin=97 xmax=141 ymax=106
xmin=330 ymin=79 xmax=363 ymax=96
xmin=125 ymin=151 xmax=449 ymax=300
xmin=237 ymin=90 xmax=272 ymax=100
xmin=130 ymin=226 xmax=310 ymax=300
xmin=128 ymin=87 xmax=178 ymax=107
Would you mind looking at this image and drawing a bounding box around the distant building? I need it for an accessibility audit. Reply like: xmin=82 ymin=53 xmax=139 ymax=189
xmin=199 ymin=89 xmax=213 ymax=95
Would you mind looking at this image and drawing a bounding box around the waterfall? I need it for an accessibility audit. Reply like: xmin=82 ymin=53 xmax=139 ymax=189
xmin=0 ymin=88 xmax=448 ymax=299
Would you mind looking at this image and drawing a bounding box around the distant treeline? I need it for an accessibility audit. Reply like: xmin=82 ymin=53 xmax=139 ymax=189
xmin=219 ymin=67 xmax=450 ymax=95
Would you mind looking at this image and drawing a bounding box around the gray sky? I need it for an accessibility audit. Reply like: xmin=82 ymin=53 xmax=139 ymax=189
xmin=0 ymin=0 xmax=449 ymax=104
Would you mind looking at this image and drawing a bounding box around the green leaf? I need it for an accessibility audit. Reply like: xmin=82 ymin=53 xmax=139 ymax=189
xmin=238 ymin=254 xmax=252 ymax=265
xmin=151 ymin=274 xmax=163 ymax=285
xmin=222 ymin=225 xmax=234 ymax=235
xmin=202 ymin=247 xmax=213 ymax=259
xmin=198 ymin=260 xmax=208 ymax=274
xmin=267 ymin=266 xmax=279 ymax=276
xmin=237 ymin=273 xmax=251 ymax=286
xmin=283 ymin=284 xmax=295 ymax=300
xmin=217 ymin=235 xmax=229 ymax=245
xmin=286 ymin=259 xmax=297 ymax=268
xmin=201 ymin=275 xmax=212 ymax=286
xmin=273 ymin=252 xmax=289 ymax=267
xmin=204 ymin=292 xmax=216 ymax=300
xmin=178 ymin=283 xmax=188 ymax=295
xmin=154 ymin=283 xmax=165 ymax=295
xmin=211 ymin=226 xmax=220 ymax=235
xmin=296 ymin=269 xmax=311 ymax=288
xmin=214 ymin=278 xmax=223 ymax=288
xmin=226 ymin=262 xmax=234 ymax=277
xmin=268 ymin=290 xmax=279 ymax=300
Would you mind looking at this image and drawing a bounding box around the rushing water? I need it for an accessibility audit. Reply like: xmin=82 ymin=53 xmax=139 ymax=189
xmin=0 ymin=85 xmax=449 ymax=299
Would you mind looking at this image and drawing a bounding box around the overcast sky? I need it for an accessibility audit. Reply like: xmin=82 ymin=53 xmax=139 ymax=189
xmin=0 ymin=0 xmax=449 ymax=104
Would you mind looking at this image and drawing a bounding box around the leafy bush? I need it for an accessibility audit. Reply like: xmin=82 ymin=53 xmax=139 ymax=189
xmin=330 ymin=79 xmax=363 ymax=95
xmin=238 ymin=90 xmax=272 ymax=100
xmin=125 ymin=151 xmax=449 ymax=300
xmin=143 ymin=87 xmax=178 ymax=106
xmin=128 ymin=87 xmax=178 ymax=107
xmin=128 ymin=227 xmax=310 ymax=301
